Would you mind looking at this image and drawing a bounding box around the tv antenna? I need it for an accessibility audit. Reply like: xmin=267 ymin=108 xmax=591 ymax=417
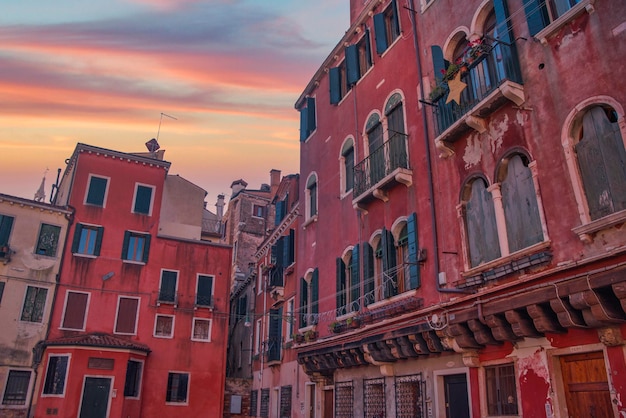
xmin=156 ymin=112 xmax=177 ymax=141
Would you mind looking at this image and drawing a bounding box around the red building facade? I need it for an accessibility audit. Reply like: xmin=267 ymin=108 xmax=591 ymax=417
xmin=292 ymin=0 xmax=626 ymax=417
xmin=32 ymin=144 xmax=231 ymax=418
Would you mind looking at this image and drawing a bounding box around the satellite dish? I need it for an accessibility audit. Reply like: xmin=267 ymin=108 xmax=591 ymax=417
xmin=145 ymin=138 xmax=160 ymax=153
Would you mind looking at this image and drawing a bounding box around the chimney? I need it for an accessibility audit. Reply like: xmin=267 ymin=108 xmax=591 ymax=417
xmin=270 ymin=169 xmax=281 ymax=198
xmin=216 ymin=194 xmax=225 ymax=218
xmin=230 ymin=179 xmax=248 ymax=198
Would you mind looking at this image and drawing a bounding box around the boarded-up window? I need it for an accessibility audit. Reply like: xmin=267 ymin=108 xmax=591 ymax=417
xmin=464 ymin=178 xmax=500 ymax=267
xmin=575 ymin=106 xmax=626 ymax=220
xmin=62 ymin=291 xmax=88 ymax=330
xmin=115 ymin=297 xmax=139 ymax=334
xmin=501 ymin=154 xmax=543 ymax=252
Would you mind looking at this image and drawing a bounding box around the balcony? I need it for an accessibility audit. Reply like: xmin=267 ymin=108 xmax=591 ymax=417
xmin=432 ymin=41 xmax=524 ymax=156
xmin=352 ymin=132 xmax=413 ymax=209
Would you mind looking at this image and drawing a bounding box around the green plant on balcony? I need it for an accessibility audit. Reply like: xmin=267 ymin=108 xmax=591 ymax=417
xmin=304 ymin=330 xmax=318 ymax=342
xmin=346 ymin=316 xmax=360 ymax=329
xmin=429 ymin=84 xmax=448 ymax=103
xmin=292 ymin=333 xmax=305 ymax=343
xmin=328 ymin=321 xmax=341 ymax=333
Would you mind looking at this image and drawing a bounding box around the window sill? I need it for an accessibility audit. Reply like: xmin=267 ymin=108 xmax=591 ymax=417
xmin=194 ymin=305 xmax=213 ymax=311
xmin=572 ymin=209 xmax=626 ymax=244
xmin=191 ymin=338 xmax=211 ymax=343
xmin=122 ymin=260 xmax=145 ymax=266
xmin=302 ymin=214 xmax=318 ymax=229
xmin=462 ymin=240 xmax=551 ymax=278
xmin=534 ymin=0 xmax=595 ymax=44
xmin=367 ymin=290 xmax=420 ymax=311
xmin=73 ymin=253 xmax=97 ymax=259
xmin=153 ymin=334 xmax=174 ymax=339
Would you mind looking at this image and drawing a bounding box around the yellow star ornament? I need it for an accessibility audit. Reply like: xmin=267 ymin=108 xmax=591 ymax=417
xmin=445 ymin=71 xmax=467 ymax=105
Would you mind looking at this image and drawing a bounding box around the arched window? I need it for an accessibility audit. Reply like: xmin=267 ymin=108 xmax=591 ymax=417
xmin=574 ymin=106 xmax=626 ymax=220
xmin=385 ymin=93 xmax=408 ymax=169
xmin=299 ymin=269 xmax=318 ymax=328
xmin=462 ymin=177 xmax=500 ymax=267
xmin=305 ymin=174 xmax=318 ymax=219
xmin=366 ymin=114 xmax=384 ymax=186
xmin=336 ymin=246 xmax=360 ymax=315
xmin=498 ymin=153 xmax=544 ymax=252
xmin=340 ymin=139 xmax=355 ymax=193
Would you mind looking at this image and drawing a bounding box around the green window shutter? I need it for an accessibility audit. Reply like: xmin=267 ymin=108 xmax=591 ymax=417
xmin=364 ymin=28 xmax=372 ymax=67
xmin=71 ymin=224 xmax=83 ymax=253
xmin=329 ymin=67 xmax=341 ymax=105
xmin=276 ymin=237 xmax=284 ymax=268
xmin=299 ymin=107 xmax=309 ymax=142
xmin=382 ymin=228 xmax=397 ymax=298
xmin=0 ymin=215 xmax=14 ymax=246
xmin=0 ymin=282 xmax=5 ymax=304
xmin=407 ymin=213 xmax=420 ymax=290
xmin=431 ymin=45 xmax=446 ymax=81
xmin=134 ymin=186 xmax=152 ymax=214
xmin=306 ymin=97 xmax=316 ymax=134
xmin=351 ymin=245 xmax=360 ymax=307
xmin=312 ymin=268 xmax=319 ymax=315
xmin=86 ymin=176 xmax=107 ymax=206
xmin=288 ymin=229 xmax=295 ymax=265
xmin=94 ymin=227 xmax=104 ymax=256
xmin=521 ymin=0 xmax=549 ymax=36
xmin=345 ymin=44 xmax=359 ymax=86
xmin=121 ymin=231 xmax=131 ymax=259
xmin=336 ymin=257 xmax=346 ymax=310
xmin=391 ymin=0 xmax=400 ymax=37
xmin=142 ymin=235 xmax=151 ymax=263
xmin=275 ymin=200 xmax=284 ymax=226
xmin=197 ymin=275 xmax=213 ymax=306
xmin=362 ymin=243 xmax=375 ymax=305
xmin=373 ymin=13 xmax=388 ymax=54
xmin=299 ymin=277 xmax=308 ymax=326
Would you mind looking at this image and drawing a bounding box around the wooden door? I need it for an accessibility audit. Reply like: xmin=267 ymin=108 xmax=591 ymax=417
xmin=323 ymin=389 xmax=333 ymax=418
xmin=560 ymin=351 xmax=613 ymax=418
xmin=79 ymin=377 xmax=111 ymax=418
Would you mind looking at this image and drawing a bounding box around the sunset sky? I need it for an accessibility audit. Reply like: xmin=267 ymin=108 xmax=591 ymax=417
xmin=0 ymin=0 xmax=347 ymax=209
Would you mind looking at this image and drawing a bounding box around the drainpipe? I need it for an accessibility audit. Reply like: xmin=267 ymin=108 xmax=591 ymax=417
xmin=408 ymin=0 xmax=472 ymax=294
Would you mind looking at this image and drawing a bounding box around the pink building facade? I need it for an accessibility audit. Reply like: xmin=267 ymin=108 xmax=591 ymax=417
xmin=32 ymin=144 xmax=231 ymax=418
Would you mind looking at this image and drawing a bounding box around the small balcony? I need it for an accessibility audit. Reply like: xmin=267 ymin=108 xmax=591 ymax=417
xmin=352 ymin=132 xmax=413 ymax=209
xmin=432 ymin=40 xmax=524 ymax=155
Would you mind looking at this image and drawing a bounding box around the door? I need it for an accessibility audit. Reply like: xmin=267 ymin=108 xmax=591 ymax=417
xmin=444 ymin=374 xmax=470 ymax=418
xmin=79 ymin=377 xmax=111 ymax=418
xmin=323 ymin=389 xmax=333 ymax=418
xmin=307 ymin=384 xmax=316 ymax=418
xmin=560 ymin=351 xmax=613 ymax=418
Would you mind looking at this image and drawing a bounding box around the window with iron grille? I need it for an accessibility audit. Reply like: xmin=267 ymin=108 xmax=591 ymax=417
xmin=485 ymin=364 xmax=518 ymax=416
xmin=21 ymin=286 xmax=47 ymax=322
xmin=364 ymin=378 xmax=385 ymax=418
xmin=335 ymin=381 xmax=353 ymax=418
xmin=250 ymin=390 xmax=258 ymax=417
xmin=43 ymin=355 xmax=69 ymax=395
xmin=196 ymin=275 xmax=213 ymax=307
xmin=260 ymin=388 xmax=270 ymax=418
xmin=279 ymin=385 xmax=292 ymax=418
xmin=2 ymin=370 xmax=30 ymax=405
xmin=395 ymin=374 xmax=424 ymax=418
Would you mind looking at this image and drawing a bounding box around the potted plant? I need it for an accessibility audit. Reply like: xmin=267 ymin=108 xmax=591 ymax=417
xmin=429 ymin=84 xmax=448 ymax=103
xmin=328 ymin=321 xmax=340 ymax=333
xmin=304 ymin=330 xmax=318 ymax=342
xmin=346 ymin=316 xmax=360 ymax=329
xmin=292 ymin=333 xmax=305 ymax=343
xmin=464 ymin=38 xmax=491 ymax=70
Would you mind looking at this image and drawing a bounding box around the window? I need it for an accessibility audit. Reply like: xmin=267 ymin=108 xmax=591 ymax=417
xmin=255 ymin=319 xmax=262 ymax=355
xmin=154 ymin=315 xmax=174 ymax=338
xmin=299 ymin=97 xmax=316 ymax=142
xmin=122 ymin=231 xmax=150 ymax=263
xmin=395 ymin=374 xmax=424 ymax=417
xmin=574 ymin=106 xmax=626 ymax=221
xmin=36 ymin=224 xmax=61 ymax=257
xmin=279 ymin=386 xmax=292 ymax=418
xmin=0 ymin=214 xmax=15 ymax=247
xmin=85 ymin=175 xmax=108 ymax=207
xmin=364 ymin=378 xmax=385 ymax=418
xmin=114 ymin=297 xmax=139 ymax=334
xmin=166 ymin=372 xmax=189 ymax=404
xmin=43 ymin=355 xmax=69 ymax=396
xmin=196 ymin=275 xmax=213 ymax=307
xmin=299 ymin=269 xmax=319 ymax=328
xmin=394 ymin=213 xmax=420 ymax=293
xmin=461 ymin=152 xmax=545 ymax=268
xmin=378 ymin=229 xmax=398 ymax=299
xmin=124 ymin=360 xmax=143 ymax=398
xmin=306 ymin=174 xmax=318 ymax=219
xmin=2 ymin=370 xmax=30 ymax=405
xmin=335 ymin=381 xmax=354 ymax=418
xmin=366 ymin=114 xmax=385 ymax=187
xmin=61 ymin=291 xmax=89 ymax=330
xmin=373 ymin=0 xmax=400 ymax=54
xmin=0 ymin=282 xmax=5 ymax=304
xmin=329 ymin=61 xmax=349 ymax=105
xmin=341 ymin=139 xmax=355 ymax=193
xmin=158 ymin=270 xmax=178 ymax=303
xmin=252 ymin=204 xmax=265 ymax=218
xmin=260 ymin=388 xmax=270 ymax=418
xmin=267 ymin=307 xmax=282 ymax=361
xmin=132 ymin=184 xmax=154 ymax=215
xmin=485 ymin=364 xmax=518 ymax=415
xmin=346 ymin=30 xmax=372 ymax=86
xmin=192 ymin=318 xmax=211 ymax=342
xmin=336 ymin=246 xmax=360 ymax=315
xmin=275 ymin=196 xmax=288 ymax=226
xmin=250 ymin=390 xmax=258 ymax=417
xmin=524 ymin=0 xmax=585 ymax=36
xmin=21 ymin=286 xmax=47 ymax=323
xmin=71 ymin=224 xmax=103 ymax=256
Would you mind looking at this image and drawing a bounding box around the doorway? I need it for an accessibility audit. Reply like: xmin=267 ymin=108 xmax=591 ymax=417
xmin=79 ymin=377 xmax=111 ymax=418
xmin=560 ymin=351 xmax=613 ymax=418
xmin=323 ymin=388 xmax=333 ymax=418
xmin=306 ymin=383 xmax=316 ymax=418
xmin=444 ymin=374 xmax=470 ymax=418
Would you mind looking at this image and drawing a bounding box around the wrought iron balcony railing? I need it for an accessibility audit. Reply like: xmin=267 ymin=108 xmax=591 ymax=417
xmin=353 ymin=132 xmax=411 ymax=201
xmin=433 ymin=40 xmax=523 ymax=140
